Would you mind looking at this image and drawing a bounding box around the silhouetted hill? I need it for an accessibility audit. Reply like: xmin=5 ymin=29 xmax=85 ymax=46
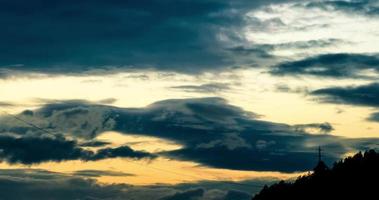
xmin=252 ymin=150 xmax=379 ymax=200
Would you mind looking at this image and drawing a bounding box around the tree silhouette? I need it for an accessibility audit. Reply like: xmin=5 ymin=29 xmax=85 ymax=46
xmin=252 ymin=150 xmax=379 ymax=200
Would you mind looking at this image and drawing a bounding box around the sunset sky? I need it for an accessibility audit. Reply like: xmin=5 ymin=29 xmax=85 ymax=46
xmin=1 ymin=0 xmax=379 ymax=199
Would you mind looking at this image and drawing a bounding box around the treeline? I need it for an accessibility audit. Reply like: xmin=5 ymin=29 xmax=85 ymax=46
xmin=252 ymin=150 xmax=379 ymax=200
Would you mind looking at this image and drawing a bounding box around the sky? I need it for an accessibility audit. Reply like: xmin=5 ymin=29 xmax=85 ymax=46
xmin=1 ymin=0 xmax=379 ymax=199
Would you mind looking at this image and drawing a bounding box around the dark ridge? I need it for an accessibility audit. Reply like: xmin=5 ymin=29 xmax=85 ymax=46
xmin=252 ymin=150 xmax=379 ymax=200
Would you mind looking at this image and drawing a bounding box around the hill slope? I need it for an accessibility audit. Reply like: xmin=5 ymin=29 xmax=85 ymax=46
xmin=252 ymin=150 xmax=379 ymax=200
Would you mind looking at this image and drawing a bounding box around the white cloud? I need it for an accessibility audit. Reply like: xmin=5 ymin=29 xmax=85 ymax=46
xmin=244 ymin=1 xmax=379 ymax=57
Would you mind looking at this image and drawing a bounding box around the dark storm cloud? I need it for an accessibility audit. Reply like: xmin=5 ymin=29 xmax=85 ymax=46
xmin=0 ymin=135 xmax=155 ymax=164
xmin=311 ymin=82 xmax=379 ymax=107
xmin=0 ymin=135 xmax=90 ymax=164
xmin=305 ymin=0 xmax=379 ymax=16
xmin=0 ymin=168 xmax=270 ymax=200
xmin=0 ymin=0 xmax=296 ymax=75
xmin=1 ymin=97 xmax=378 ymax=172
xmin=163 ymin=145 xmax=323 ymax=172
xmin=270 ymin=53 xmax=379 ymax=78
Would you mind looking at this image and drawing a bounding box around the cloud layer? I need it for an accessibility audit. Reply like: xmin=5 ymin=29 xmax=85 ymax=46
xmin=271 ymin=53 xmax=379 ymax=78
xmin=0 ymin=135 xmax=155 ymax=165
xmin=311 ymin=82 xmax=379 ymax=107
xmin=0 ymin=0 xmax=296 ymax=75
xmin=1 ymin=97 xmax=378 ymax=172
xmin=0 ymin=168 xmax=266 ymax=200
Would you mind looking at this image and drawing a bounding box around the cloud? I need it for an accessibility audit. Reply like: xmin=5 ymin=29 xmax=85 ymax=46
xmin=0 ymin=169 xmax=66 ymax=180
xmin=0 ymin=168 xmax=271 ymax=200
xmin=0 ymin=0 xmax=294 ymax=76
xmin=275 ymin=84 xmax=309 ymax=93
xmin=0 ymin=101 xmax=15 ymax=107
xmin=0 ymin=135 xmax=90 ymax=164
xmin=311 ymin=82 xmax=379 ymax=107
xmin=160 ymin=188 xmax=204 ymax=200
xmin=305 ymin=0 xmax=379 ymax=16
xmin=368 ymin=112 xmax=379 ymax=122
xmin=311 ymin=83 xmax=379 ymax=123
xmin=1 ymin=97 xmax=378 ymax=172
xmin=223 ymin=190 xmax=252 ymax=200
xmin=164 ymin=145 xmax=322 ymax=172
xmin=293 ymin=122 xmax=334 ymax=134
xmin=270 ymin=53 xmax=379 ymax=78
xmin=97 ymin=98 xmax=118 ymax=104
xmin=170 ymin=83 xmax=230 ymax=93
xmin=0 ymin=169 xmax=130 ymax=200
xmin=88 ymin=145 xmax=157 ymax=161
xmin=270 ymin=39 xmax=345 ymax=50
xmin=79 ymin=140 xmax=111 ymax=147
xmin=0 ymin=135 xmax=155 ymax=165
xmin=233 ymin=39 xmax=344 ymax=55
xmin=246 ymin=0 xmax=379 ymax=59
xmin=226 ymin=46 xmax=273 ymax=58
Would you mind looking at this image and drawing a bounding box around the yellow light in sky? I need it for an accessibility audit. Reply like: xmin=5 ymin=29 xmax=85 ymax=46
xmin=0 ymin=157 xmax=301 ymax=185
xmin=1 ymin=69 xmax=379 ymax=138
xmin=96 ymin=131 xmax=183 ymax=152
xmin=1 ymin=69 xmax=379 ymax=185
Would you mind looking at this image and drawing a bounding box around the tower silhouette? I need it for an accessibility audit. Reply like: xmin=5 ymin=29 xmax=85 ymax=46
xmin=314 ymin=146 xmax=328 ymax=173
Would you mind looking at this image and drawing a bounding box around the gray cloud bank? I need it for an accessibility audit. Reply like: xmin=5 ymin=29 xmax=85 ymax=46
xmin=312 ymin=82 xmax=379 ymax=107
xmin=0 ymin=0 xmax=299 ymax=76
xmin=271 ymin=53 xmax=379 ymax=78
xmin=1 ymin=97 xmax=378 ymax=172
xmin=0 ymin=135 xmax=156 ymax=165
xmin=1 ymin=0 xmax=377 ymax=78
